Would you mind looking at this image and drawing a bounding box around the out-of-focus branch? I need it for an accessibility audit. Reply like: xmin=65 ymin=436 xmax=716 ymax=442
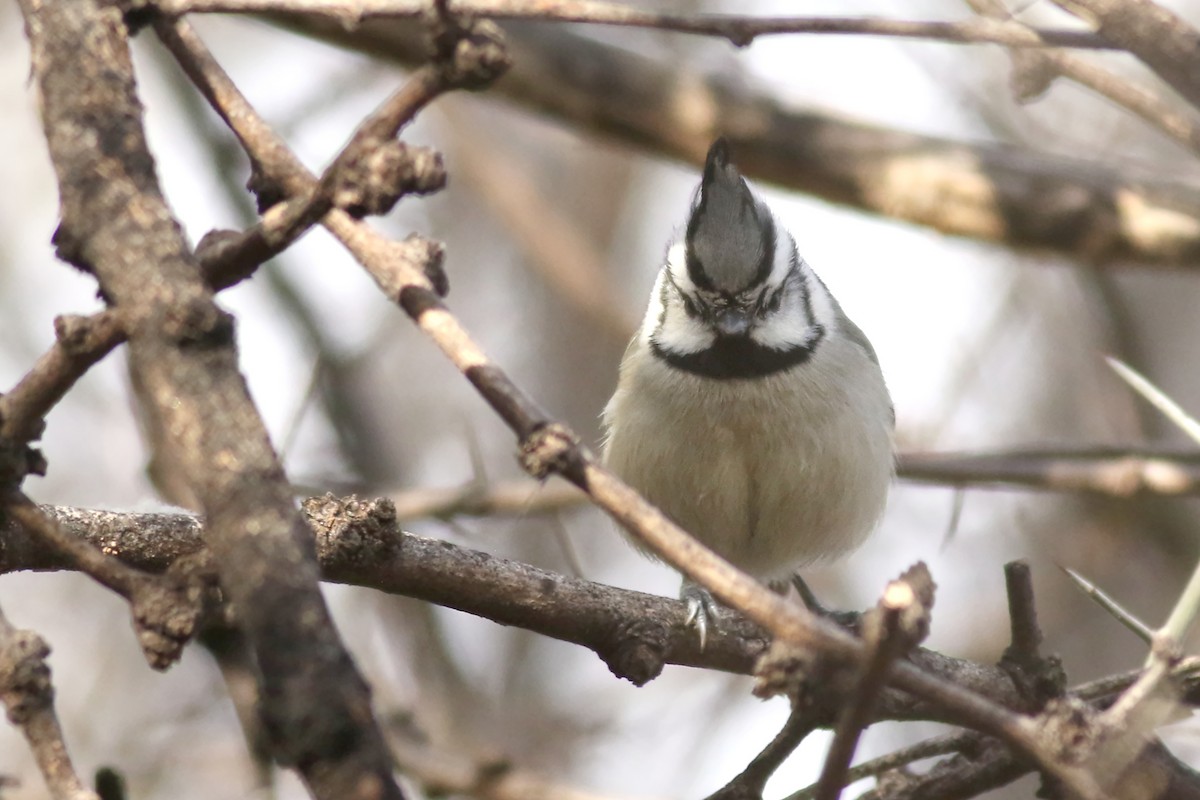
xmin=383 ymin=446 xmax=1200 ymax=525
xmin=898 ymin=445 xmax=1200 ymax=496
xmin=281 ymin=17 xmax=1200 ymax=269
xmin=388 ymin=478 xmax=585 ymax=520
xmin=19 ymin=0 xmax=408 ymax=795
xmin=386 ymin=713 xmax=652 ymax=800
xmin=1050 ymin=0 xmax=1200 ymax=112
xmin=161 ymin=0 xmax=1115 ymax=50
xmin=0 ymin=604 xmax=99 ymax=800
xmin=443 ymin=109 xmax=638 ymax=344
xmin=785 ymin=731 xmax=980 ymax=800
xmin=968 ymin=0 xmax=1200 ymax=158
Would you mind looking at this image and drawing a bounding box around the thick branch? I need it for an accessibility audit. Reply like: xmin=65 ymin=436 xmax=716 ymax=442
xmin=1 ymin=500 xmax=1186 ymax=715
xmin=9 ymin=501 xmax=1200 ymax=796
xmin=18 ymin=1 xmax=403 ymax=796
xmin=1 ymin=493 xmax=200 ymax=669
xmin=282 ymin=17 xmax=1200 ymax=268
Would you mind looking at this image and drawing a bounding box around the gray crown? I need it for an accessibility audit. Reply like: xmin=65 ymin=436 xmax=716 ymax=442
xmin=684 ymin=139 xmax=775 ymax=295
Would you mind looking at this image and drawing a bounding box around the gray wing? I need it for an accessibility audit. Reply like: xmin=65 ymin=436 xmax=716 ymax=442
xmin=831 ymin=299 xmax=896 ymax=428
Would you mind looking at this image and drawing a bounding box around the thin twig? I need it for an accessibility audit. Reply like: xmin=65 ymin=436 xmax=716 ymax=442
xmin=783 ymin=731 xmax=981 ymax=800
xmin=0 ymin=312 xmax=124 ymax=445
xmin=1108 ymin=358 xmax=1200 ymax=648
xmin=0 ymin=603 xmax=99 ymax=800
xmin=812 ymin=566 xmax=935 ymax=800
xmin=161 ymin=0 xmax=1116 ymax=50
xmin=968 ymin=0 xmax=1200 ymax=158
xmin=851 ymin=737 xmax=1025 ymax=800
xmin=1003 ymin=561 xmax=1043 ymax=667
xmin=706 ymin=703 xmax=821 ymax=799
xmin=1049 ymin=0 xmax=1200 ymax=112
xmin=898 ymin=445 xmax=1200 ymax=497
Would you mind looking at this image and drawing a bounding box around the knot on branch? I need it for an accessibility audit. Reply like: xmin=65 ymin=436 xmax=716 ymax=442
xmin=0 ymin=425 xmax=47 ymax=490
xmin=130 ymin=570 xmax=208 ymax=671
xmin=390 ymin=235 xmax=449 ymax=299
xmin=247 ymin=163 xmax=286 ymax=214
xmin=752 ymin=638 xmax=840 ymax=703
xmin=599 ymin=617 xmax=669 ymax=686
xmin=51 ymin=221 xmax=95 ymax=276
xmin=335 ymin=142 xmax=447 ymax=219
xmin=55 ymin=313 xmax=107 ymax=357
xmin=1036 ymin=697 xmax=1098 ymax=771
xmin=999 ymin=649 xmax=1067 ymax=713
xmin=303 ymin=493 xmax=401 ymax=566
xmin=161 ymin=297 xmax=235 ymax=349
xmin=0 ymin=629 xmax=53 ymax=725
xmin=428 ymin=8 xmax=511 ymax=90
xmin=863 ymin=561 xmax=936 ymax=650
xmin=518 ymin=423 xmax=581 ymax=481
xmin=194 ymin=227 xmax=245 ymax=267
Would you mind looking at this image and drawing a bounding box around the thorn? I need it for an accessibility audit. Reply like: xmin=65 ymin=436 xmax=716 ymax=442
xmin=1059 ymin=564 xmax=1153 ymax=643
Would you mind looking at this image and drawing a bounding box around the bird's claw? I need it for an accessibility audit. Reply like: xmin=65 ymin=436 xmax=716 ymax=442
xmin=681 ymin=581 xmax=722 ymax=651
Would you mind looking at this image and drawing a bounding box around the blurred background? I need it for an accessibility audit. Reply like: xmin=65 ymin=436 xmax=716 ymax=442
xmin=3 ymin=0 xmax=1200 ymax=797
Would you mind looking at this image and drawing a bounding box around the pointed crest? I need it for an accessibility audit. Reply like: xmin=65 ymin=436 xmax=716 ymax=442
xmin=685 ymin=139 xmax=775 ymax=294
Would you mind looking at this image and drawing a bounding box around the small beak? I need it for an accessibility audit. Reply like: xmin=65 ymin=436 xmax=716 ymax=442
xmin=713 ymin=308 xmax=751 ymax=338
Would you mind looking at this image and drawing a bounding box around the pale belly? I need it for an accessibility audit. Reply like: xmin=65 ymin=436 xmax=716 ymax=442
xmin=602 ymin=351 xmax=893 ymax=579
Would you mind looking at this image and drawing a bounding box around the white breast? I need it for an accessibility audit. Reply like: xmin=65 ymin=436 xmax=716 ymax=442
xmin=602 ymin=335 xmax=894 ymax=580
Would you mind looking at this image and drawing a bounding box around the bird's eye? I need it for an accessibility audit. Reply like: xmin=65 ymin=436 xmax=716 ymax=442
xmin=679 ymin=292 xmax=701 ymax=318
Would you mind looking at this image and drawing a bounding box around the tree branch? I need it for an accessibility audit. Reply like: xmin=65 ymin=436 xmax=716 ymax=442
xmin=281 ymin=17 xmax=1200 ymax=268
xmin=1051 ymin=0 xmax=1200 ymax=112
xmin=10 ymin=500 xmax=1200 ymax=796
xmin=812 ymin=565 xmax=935 ymax=800
xmin=160 ymin=0 xmax=1116 ymax=50
xmin=0 ymin=603 xmax=98 ymax=800
xmin=17 ymin=1 xmax=405 ymax=795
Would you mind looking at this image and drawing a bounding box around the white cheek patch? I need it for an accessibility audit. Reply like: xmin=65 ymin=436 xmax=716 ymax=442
xmin=750 ymin=234 xmax=832 ymax=351
xmin=766 ymin=218 xmax=795 ymax=286
xmin=751 ymin=290 xmax=819 ymax=350
xmin=665 ymin=241 xmax=695 ymax=294
xmin=646 ymin=248 xmax=716 ymax=355
xmin=805 ymin=267 xmax=838 ymax=334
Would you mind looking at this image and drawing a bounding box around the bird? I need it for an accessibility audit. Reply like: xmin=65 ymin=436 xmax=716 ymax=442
xmin=601 ymin=138 xmax=895 ymax=644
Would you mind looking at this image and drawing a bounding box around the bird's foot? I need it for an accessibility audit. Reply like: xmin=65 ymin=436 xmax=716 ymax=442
xmin=681 ymin=580 xmax=724 ymax=651
xmin=788 ymin=574 xmax=860 ymax=630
